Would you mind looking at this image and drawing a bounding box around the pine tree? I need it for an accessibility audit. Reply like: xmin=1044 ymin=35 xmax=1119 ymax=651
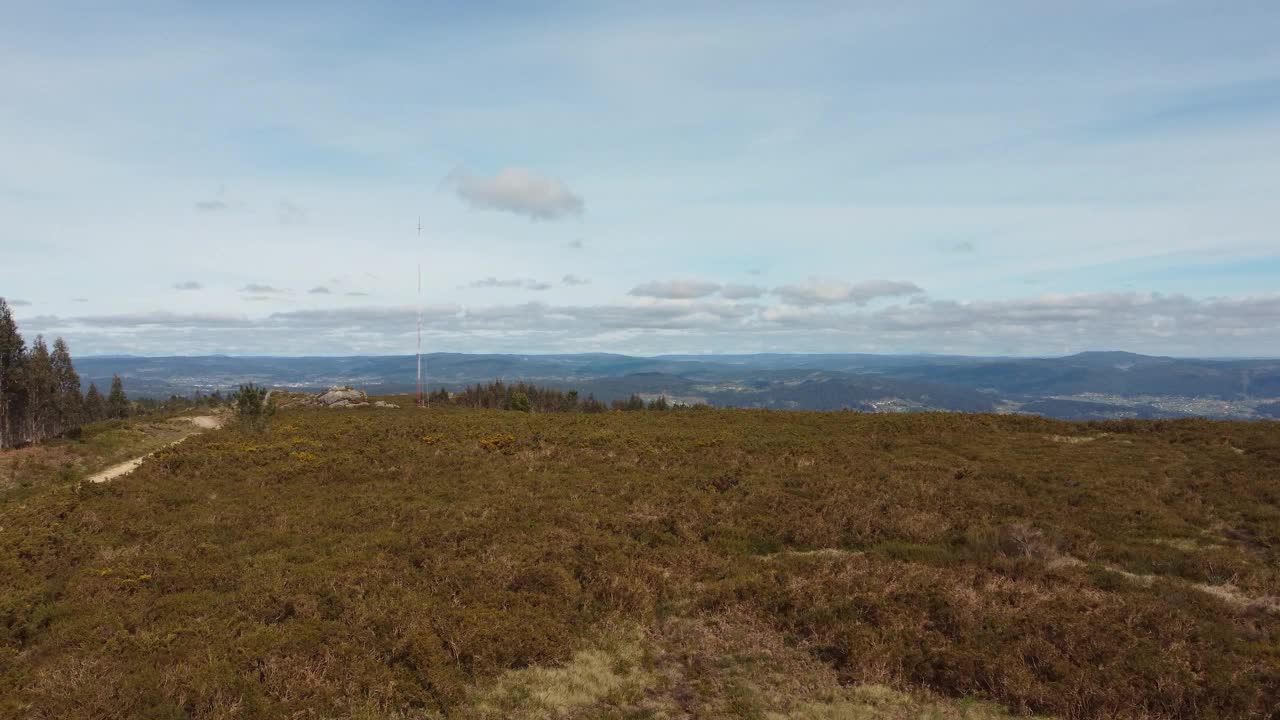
xmin=0 ymin=298 xmax=26 ymax=448
xmin=581 ymin=393 xmax=606 ymax=413
xmin=231 ymin=383 xmax=274 ymax=431
xmin=510 ymin=391 xmax=531 ymax=412
xmin=106 ymin=375 xmax=130 ymax=419
xmin=25 ymin=336 xmax=56 ymax=442
xmin=50 ymin=337 xmax=83 ymax=431
xmin=84 ymin=382 xmax=105 ymax=422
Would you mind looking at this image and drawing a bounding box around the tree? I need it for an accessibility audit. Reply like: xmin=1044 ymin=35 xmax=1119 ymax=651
xmin=0 ymin=308 xmax=92 ymax=446
xmin=84 ymin=382 xmax=105 ymax=422
xmin=0 ymin=298 xmax=26 ymax=448
xmin=581 ymin=393 xmax=606 ymax=413
xmin=106 ymin=375 xmax=130 ymax=419
xmin=510 ymin=391 xmax=531 ymax=412
xmin=50 ymin=338 xmax=83 ymax=430
xmin=232 ymin=383 xmax=274 ymax=431
xmin=25 ymin=336 xmax=56 ymax=442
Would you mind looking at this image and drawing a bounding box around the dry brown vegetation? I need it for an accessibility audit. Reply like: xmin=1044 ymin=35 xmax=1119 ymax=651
xmin=0 ymin=414 xmax=220 ymax=493
xmin=2 ymin=405 xmax=1278 ymax=718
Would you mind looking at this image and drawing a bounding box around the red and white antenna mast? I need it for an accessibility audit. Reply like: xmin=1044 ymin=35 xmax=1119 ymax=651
xmin=416 ymin=217 xmax=424 ymax=408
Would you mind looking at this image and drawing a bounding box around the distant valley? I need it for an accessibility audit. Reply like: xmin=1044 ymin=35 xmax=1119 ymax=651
xmin=73 ymin=351 xmax=1280 ymax=421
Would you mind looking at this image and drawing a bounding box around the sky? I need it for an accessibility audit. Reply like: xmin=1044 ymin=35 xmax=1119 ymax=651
xmin=2 ymin=0 xmax=1279 ymax=357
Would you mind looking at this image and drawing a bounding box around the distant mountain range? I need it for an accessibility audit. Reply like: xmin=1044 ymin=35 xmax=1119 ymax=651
xmin=75 ymin=351 xmax=1280 ymax=420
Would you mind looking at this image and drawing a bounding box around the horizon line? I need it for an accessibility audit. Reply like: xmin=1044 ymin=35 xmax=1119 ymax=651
xmin=72 ymin=350 xmax=1280 ymax=361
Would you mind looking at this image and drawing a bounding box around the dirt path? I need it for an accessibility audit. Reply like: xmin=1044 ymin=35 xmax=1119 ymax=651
xmin=88 ymin=415 xmax=225 ymax=484
xmin=187 ymin=415 xmax=223 ymax=430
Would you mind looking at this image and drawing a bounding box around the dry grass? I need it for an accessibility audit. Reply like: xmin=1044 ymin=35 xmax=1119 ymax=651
xmin=459 ymin=615 xmax=1039 ymax=720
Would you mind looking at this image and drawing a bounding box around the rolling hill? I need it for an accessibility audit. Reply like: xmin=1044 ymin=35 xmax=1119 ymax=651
xmin=72 ymin=351 xmax=1280 ymax=419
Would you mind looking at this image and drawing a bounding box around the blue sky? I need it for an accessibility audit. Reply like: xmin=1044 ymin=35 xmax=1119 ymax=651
xmin=2 ymin=1 xmax=1279 ymax=356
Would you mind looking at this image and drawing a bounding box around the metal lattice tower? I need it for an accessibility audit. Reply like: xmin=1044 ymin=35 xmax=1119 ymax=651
xmin=416 ymin=218 xmax=424 ymax=408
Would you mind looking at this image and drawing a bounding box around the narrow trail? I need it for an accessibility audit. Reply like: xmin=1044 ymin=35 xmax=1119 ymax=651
xmin=88 ymin=415 xmax=225 ymax=484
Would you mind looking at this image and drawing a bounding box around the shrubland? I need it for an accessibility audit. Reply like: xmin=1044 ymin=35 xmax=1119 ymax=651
xmin=1 ymin=404 xmax=1277 ymax=718
xmin=0 ymin=414 xmax=220 ymax=494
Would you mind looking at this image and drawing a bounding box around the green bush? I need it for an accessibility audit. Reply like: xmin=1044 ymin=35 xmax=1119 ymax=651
xmin=510 ymin=391 xmax=531 ymax=413
xmin=232 ymin=383 xmax=274 ymax=431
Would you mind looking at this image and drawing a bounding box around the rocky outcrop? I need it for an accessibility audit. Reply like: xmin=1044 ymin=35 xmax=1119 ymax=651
xmin=275 ymin=387 xmax=401 ymax=409
xmin=319 ymin=387 xmax=369 ymax=407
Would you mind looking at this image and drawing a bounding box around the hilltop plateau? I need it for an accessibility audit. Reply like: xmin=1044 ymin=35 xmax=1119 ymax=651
xmin=2 ymin=402 xmax=1278 ymax=718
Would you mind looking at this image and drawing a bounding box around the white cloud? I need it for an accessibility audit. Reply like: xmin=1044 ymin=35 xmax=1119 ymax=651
xmin=241 ymin=283 xmax=284 ymax=294
xmin=448 ymin=167 xmax=584 ymax=220
xmin=308 ymin=286 xmax=331 ymax=294
xmin=6 ymin=298 xmax=32 ymax=307
xmin=172 ymin=281 xmax=203 ymax=290
xmin=629 ymin=279 xmax=721 ymax=299
xmin=469 ymin=277 xmax=526 ymax=289
xmin=193 ymin=186 xmax=234 ymax=213
xmin=562 ymin=274 xmax=591 ymax=286
xmin=277 ymin=200 xmax=306 ymax=225
xmin=468 ymin=277 xmax=553 ymax=291
xmin=774 ymin=279 xmax=923 ymax=306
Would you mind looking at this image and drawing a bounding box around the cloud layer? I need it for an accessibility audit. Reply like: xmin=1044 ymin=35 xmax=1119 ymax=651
xmin=629 ymin=279 xmax=723 ymax=299
xmin=628 ymin=278 xmax=915 ymax=305
xmin=774 ymin=279 xmax=923 ymax=306
xmin=18 ymin=292 xmax=1280 ymax=357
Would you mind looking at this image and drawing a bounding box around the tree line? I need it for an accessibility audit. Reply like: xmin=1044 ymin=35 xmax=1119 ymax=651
xmin=0 ymin=298 xmax=131 ymax=449
xmin=438 ymin=381 xmax=697 ymax=413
